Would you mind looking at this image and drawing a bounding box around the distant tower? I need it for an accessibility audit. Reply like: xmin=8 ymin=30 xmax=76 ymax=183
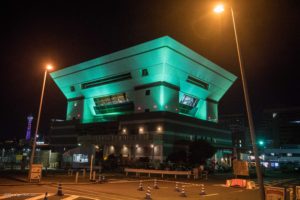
xmin=26 ymin=115 xmax=34 ymax=140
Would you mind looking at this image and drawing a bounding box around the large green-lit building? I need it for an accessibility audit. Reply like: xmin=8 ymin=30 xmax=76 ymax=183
xmin=50 ymin=36 xmax=236 ymax=164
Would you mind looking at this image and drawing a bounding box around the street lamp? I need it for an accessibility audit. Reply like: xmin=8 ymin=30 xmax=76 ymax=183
xmin=213 ymin=3 xmax=265 ymax=199
xmin=28 ymin=64 xmax=53 ymax=181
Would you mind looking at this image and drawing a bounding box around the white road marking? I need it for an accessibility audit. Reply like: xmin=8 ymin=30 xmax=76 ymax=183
xmin=62 ymin=195 xmax=79 ymax=200
xmin=26 ymin=193 xmax=54 ymax=200
xmin=202 ymin=193 xmax=219 ymax=197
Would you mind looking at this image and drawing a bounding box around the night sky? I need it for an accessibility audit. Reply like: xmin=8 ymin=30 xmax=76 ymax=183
xmin=1 ymin=0 xmax=299 ymax=140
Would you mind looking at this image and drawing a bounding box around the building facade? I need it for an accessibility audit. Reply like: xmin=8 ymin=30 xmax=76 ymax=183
xmin=50 ymin=36 xmax=236 ymax=164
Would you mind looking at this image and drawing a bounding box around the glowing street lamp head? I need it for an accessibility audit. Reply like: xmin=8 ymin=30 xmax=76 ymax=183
xmin=46 ymin=64 xmax=53 ymax=71
xmin=214 ymin=4 xmax=225 ymax=13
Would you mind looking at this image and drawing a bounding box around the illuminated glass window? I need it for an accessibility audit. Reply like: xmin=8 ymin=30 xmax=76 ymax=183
xmin=142 ymin=69 xmax=149 ymax=76
xmin=179 ymin=94 xmax=199 ymax=107
xmin=73 ymin=154 xmax=88 ymax=163
xmin=94 ymin=93 xmax=129 ymax=106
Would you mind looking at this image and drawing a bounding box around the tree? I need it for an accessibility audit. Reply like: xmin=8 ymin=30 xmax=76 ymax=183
xmin=167 ymin=150 xmax=187 ymax=163
xmin=188 ymin=139 xmax=216 ymax=165
xmin=167 ymin=139 xmax=216 ymax=166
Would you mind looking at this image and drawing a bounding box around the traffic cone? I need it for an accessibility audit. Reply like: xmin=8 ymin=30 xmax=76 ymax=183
xmin=175 ymin=182 xmax=180 ymax=192
xmin=200 ymin=184 xmax=206 ymax=195
xmin=138 ymin=180 xmax=144 ymax=191
xmin=145 ymin=186 xmax=152 ymax=199
xmin=43 ymin=192 xmax=48 ymax=200
xmin=56 ymin=183 xmax=64 ymax=196
xmin=180 ymin=185 xmax=187 ymax=197
xmin=153 ymin=179 xmax=159 ymax=189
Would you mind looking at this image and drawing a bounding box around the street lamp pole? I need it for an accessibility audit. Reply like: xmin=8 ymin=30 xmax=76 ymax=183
xmin=28 ymin=65 xmax=53 ymax=181
xmin=214 ymin=4 xmax=265 ymax=199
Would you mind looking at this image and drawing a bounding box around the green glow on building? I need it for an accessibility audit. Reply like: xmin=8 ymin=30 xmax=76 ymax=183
xmin=51 ymin=36 xmax=236 ymax=123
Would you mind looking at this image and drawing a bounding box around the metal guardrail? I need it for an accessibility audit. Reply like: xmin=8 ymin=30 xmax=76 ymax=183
xmin=124 ymin=168 xmax=192 ymax=179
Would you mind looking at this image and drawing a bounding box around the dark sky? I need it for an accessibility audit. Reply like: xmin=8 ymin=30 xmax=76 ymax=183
xmin=0 ymin=0 xmax=299 ymax=140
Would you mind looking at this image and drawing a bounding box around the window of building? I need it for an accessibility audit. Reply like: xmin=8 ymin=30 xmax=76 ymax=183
xmin=145 ymin=90 xmax=150 ymax=96
xmin=145 ymin=108 xmax=150 ymax=112
xmin=70 ymin=85 xmax=75 ymax=92
xmin=94 ymin=93 xmax=129 ymax=106
xmin=179 ymin=94 xmax=199 ymax=107
xmin=142 ymin=69 xmax=149 ymax=76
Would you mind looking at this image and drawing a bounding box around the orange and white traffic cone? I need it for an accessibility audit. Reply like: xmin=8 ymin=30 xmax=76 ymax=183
xmin=145 ymin=186 xmax=152 ymax=199
xmin=175 ymin=182 xmax=180 ymax=192
xmin=138 ymin=180 xmax=144 ymax=191
xmin=153 ymin=179 xmax=159 ymax=189
xmin=200 ymin=184 xmax=206 ymax=195
xmin=180 ymin=185 xmax=187 ymax=197
xmin=56 ymin=183 xmax=64 ymax=196
xmin=43 ymin=192 xmax=48 ymax=200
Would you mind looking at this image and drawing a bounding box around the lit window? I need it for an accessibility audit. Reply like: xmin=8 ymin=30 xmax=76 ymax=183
xmin=270 ymin=153 xmax=275 ymax=156
xmin=153 ymin=105 xmax=157 ymax=109
xmin=73 ymin=154 xmax=88 ymax=163
xmin=139 ymin=127 xmax=144 ymax=134
xmin=122 ymin=128 xmax=127 ymax=134
xmin=179 ymin=94 xmax=199 ymax=107
xmin=287 ymin=153 xmax=292 ymax=157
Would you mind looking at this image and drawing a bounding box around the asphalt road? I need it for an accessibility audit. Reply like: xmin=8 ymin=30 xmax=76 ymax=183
xmin=0 ymin=179 xmax=259 ymax=200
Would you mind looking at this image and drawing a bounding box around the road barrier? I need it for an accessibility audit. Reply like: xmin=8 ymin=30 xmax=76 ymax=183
xmin=138 ymin=180 xmax=144 ymax=191
xmin=180 ymin=185 xmax=187 ymax=197
xmin=145 ymin=186 xmax=152 ymax=199
xmin=153 ymin=179 xmax=159 ymax=189
xmin=124 ymin=168 xmax=191 ymax=179
xmin=56 ymin=183 xmax=64 ymax=196
xmin=175 ymin=182 xmax=180 ymax=192
xmin=200 ymin=184 xmax=206 ymax=195
xmin=43 ymin=192 xmax=48 ymax=200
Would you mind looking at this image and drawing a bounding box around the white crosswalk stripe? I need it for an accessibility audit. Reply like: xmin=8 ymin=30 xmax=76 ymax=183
xmin=62 ymin=195 xmax=79 ymax=200
xmin=26 ymin=193 xmax=54 ymax=200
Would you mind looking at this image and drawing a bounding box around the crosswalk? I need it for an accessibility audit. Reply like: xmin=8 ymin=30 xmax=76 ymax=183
xmin=0 ymin=193 xmax=99 ymax=200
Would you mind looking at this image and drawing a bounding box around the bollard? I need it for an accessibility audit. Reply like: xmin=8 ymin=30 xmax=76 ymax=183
xmin=75 ymin=171 xmax=79 ymax=183
xmin=153 ymin=179 xmax=159 ymax=189
xmin=175 ymin=182 xmax=180 ymax=192
xmin=145 ymin=186 xmax=152 ymax=200
xmin=56 ymin=182 xmax=64 ymax=196
xmin=138 ymin=180 xmax=144 ymax=191
xmin=200 ymin=184 xmax=206 ymax=195
xmin=82 ymin=168 xmax=86 ymax=178
xmin=98 ymin=174 xmax=102 ymax=183
xmin=180 ymin=185 xmax=187 ymax=197
xmin=43 ymin=192 xmax=48 ymax=200
xmin=92 ymin=171 xmax=96 ymax=181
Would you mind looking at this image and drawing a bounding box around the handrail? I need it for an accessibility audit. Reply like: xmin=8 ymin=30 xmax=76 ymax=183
xmin=124 ymin=168 xmax=191 ymax=179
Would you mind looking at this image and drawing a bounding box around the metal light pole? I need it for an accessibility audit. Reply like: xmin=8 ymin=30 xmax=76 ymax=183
xmin=214 ymin=4 xmax=265 ymax=200
xmin=28 ymin=64 xmax=53 ymax=181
